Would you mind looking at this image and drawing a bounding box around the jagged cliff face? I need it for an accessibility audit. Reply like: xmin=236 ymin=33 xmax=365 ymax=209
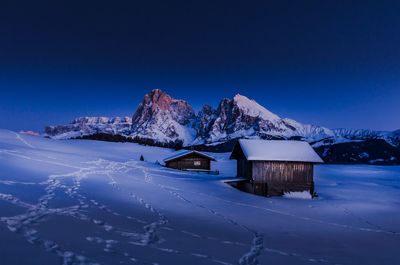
xmin=194 ymin=94 xmax=334 ymax=144
xmin=45 ymin=90 xmax=198 ymax=145
xmin=195 ymin=104 xmax=218 ymax=141
xmin=203 ymin=96 xmax=264 ymax=143
xmin=44 ymin=117 xmax=132 ymax=140
xmin=45 ymin=90 xmax=400 ymax=148
xmin=130 ymin=89 xmax=196 ymax=145
xmin=44 ymin=89 xmax=400 ymax=164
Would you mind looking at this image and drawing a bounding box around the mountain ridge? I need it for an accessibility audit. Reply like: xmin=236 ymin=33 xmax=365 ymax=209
xmin=44 ymin=89 xmax=400 ymax=165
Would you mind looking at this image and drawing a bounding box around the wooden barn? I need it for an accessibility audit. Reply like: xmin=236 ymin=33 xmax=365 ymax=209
xmin=163 ymin=150 xmax=216 ymax=171
xmin=230 ymin=139 xmax=323 ymax=196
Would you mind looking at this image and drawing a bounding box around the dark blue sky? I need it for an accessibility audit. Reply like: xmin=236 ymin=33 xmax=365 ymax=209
xmin=1 ymin=0 xmax=399 ymax=132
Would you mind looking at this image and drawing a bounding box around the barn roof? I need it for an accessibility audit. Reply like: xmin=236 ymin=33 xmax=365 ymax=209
xmin=163 ymin=150 xmax=216 ymax=163
xmin=231 ymin=139 xmax=324 ymax=163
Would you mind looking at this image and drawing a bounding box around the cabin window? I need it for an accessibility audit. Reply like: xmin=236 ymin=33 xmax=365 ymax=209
xmin=194 ymin=161 xmax=201 ymax=166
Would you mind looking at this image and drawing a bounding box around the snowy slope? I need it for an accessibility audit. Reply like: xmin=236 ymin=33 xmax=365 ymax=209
xmin=1 ymin=129 xmax=400 ymax=265
xmin=233 ymin=94 xmax=281 ymax=121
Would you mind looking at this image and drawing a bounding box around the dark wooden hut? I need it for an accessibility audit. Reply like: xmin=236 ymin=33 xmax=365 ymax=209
xmin=230 ymin=139 xmax=323 ymax=196
xmin=164 ymin=150 xmax=216 ymax=171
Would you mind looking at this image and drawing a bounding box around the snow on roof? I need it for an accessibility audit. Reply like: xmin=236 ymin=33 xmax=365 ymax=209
xmin=163 ymin=150 xmax=216 ymax=162
xmin=233 ymin=139 xmax=324 ymax=163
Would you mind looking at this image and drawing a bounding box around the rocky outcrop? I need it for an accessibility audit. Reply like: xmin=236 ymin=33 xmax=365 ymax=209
xmin=130 ymin=89 xmax=197 ymax=145
xmin=45 ymin=117 xmax=132 ymax=139
xmin=194 ymin=104 xmax=218 ymax=142
xmin=194 ymin=94 xmax=333 ymax=144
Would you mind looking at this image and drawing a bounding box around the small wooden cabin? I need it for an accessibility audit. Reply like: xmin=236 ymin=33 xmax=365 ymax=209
xmin=164 ymin=150 xmax=216 ymax=171
xmin=230 ymin=139 xmax=323 ymax=196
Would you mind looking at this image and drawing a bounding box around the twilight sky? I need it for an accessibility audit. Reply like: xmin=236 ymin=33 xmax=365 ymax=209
xmin=0 ymin=0 xmax=399 ymax=132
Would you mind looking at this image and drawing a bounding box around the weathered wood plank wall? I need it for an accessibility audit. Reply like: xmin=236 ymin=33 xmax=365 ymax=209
xmin=237 ymin=159 xmax=253 ymax=179
xmin=251 ymin=161 xmax=314 ymax=195
xmin=166 ymin=155 xmax=211 ymax=170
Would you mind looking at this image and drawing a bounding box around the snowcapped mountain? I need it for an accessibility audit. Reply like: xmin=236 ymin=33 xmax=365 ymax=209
xmin=44 ymin=89 xmax=400 ymax=164
xmin=130 ymin=89 xmax=197 ymax=145
xmin=234 ymin=94 xmax=281 ymax=121
xmin=45 ymin=90 xmax=197 ymax=145
xmin=332 ymin=128 xmax=400 ymax=147
xmin=45 ymin=116 xmax=132 ymax=140
xmin=193 ymin=94 xmax=334 ymax=144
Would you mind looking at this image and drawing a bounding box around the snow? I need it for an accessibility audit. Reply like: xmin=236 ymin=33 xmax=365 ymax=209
xmin=369 ymin=159 xmax=385 ymax=164
xmin=283 ymin=191 xmax=312 ymax=200
xmin=46 ymin=116 xmax=133 ymax=140
xmin=19 ymin=130 xmax=40 ymax=136
xmin=333 ymin=128 xmax=400 ymax=147
xmin=235 ymin=139 xmax=324 ymax=163
xmin=234 ymin=94 xmax=281 ymax=121
xmin=0 ymin=129 xmax=399 ymax=265
xmin=310 ymin=137 xmax=364 ymax=148
xmin=163 ymin=150 xmax=216 ymax=163
xmin=130 ymin=112 xmax=196 ymax=146
xmin=44 ymin=92 xmax=400 ymax=152
xmin=282 ymin=118 xmax=335 ymax=141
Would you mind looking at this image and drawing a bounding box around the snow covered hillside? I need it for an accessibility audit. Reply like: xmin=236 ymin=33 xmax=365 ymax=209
xmin=1 ymin=129 xmax=399 ymax=265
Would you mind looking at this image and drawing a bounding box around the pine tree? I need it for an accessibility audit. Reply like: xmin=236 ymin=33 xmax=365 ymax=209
xmin=140 ymin=155 xmax=144 ymax=161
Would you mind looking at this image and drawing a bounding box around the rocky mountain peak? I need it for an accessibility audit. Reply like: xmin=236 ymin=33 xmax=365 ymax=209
xmin=131 ymin=89 xmax=196 ymax=145
xmin=143 ymin=89 xmax=173 ymax=112
xmin=199 ymin=104 xmax=215 ymax=115
xmin=233 ymin=94 xmax=281 ymax=121
xmin=133 ymin=89 xmax=195 ymax=122
xmin=193 ymin=94 xmax=290 ymax=143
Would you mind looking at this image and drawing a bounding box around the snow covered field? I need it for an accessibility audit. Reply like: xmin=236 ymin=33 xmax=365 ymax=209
xmin=0 ymin=129 xmax=399 ymax=265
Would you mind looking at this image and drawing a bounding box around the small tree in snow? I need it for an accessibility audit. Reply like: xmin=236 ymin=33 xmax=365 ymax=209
xmin=140 ymin=155 xmax=144 ymax=161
